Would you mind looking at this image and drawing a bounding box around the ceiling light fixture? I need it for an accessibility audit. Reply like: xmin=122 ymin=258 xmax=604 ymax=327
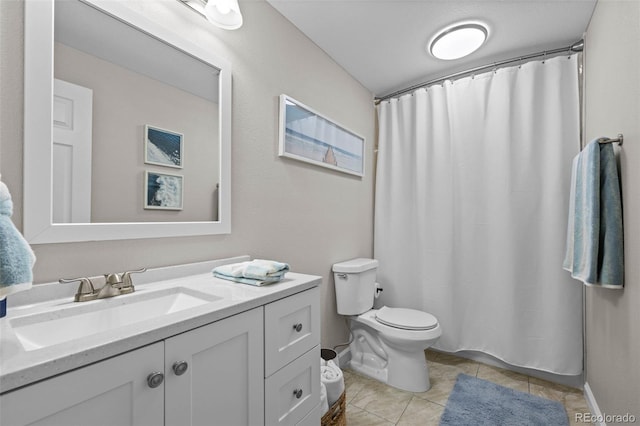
xmin=429 ymin=22 xmax=488 ymax=60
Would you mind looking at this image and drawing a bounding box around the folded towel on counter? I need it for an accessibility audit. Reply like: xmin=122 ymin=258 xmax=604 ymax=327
xmin=0 ymin=178 xmax=36 ymax=300
xmin=563 ymin=139 xmax=624 ymax=288
xmin=320 ymin=382 xmax=329 ymax=415
xmin=212 ymin=259 xmax=289 ymax=286
xmin=321 ymin=360 xmax=344 ymax=406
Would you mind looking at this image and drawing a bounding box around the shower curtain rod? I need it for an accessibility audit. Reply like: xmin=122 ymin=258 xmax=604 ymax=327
xmin=375 ymin=40 xmax=584 ymax=103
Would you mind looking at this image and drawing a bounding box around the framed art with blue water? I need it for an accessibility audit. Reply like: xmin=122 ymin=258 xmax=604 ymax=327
xmin=144 ymin=171 xmax=183 ymax=210
xmin=144 ymin=125 xmax=183 ymax=168
xmin=278 ymin=94 xmax=365 ymax=177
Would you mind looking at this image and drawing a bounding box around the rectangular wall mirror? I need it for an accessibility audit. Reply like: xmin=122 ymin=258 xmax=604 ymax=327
xmin=23 ymin=0 xmax=231 ymax=243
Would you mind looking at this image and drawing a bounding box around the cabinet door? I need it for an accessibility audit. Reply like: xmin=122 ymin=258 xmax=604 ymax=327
xmin=165 ymin=307 xmax=264 ymax=426
xmin=0 ymin=342 xmax=165 ymax=426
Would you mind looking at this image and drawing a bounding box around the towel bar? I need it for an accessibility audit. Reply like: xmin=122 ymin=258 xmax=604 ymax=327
xmin=597 ymin=134 xmax=623 ymax=146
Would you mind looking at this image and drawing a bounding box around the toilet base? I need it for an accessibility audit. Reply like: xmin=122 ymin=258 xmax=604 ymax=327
xmin=348 ymin=319 xmax=436 ymax=392
xmin=350 ymin=347 xmax=432 ymax=393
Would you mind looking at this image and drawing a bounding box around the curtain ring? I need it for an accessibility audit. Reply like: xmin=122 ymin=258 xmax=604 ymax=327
xmin=518 ymin=57 xmax=523 ymax=69
xmin=542 ymin=51 xmax=547 ymax=64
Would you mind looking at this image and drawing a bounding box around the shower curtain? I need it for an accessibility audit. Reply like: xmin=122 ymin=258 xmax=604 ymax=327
xmin=375 ymin=55 xmax=583 ymax=375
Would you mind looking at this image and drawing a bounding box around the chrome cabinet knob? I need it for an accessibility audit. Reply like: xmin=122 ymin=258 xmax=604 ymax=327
xmin=293 ymin=323 xmax=303 ymax=332
xmin=293 ymin=388 xmax=303 ymax=399
xmin=172 ymin=361 xmax=189 ymax=376
xmin=147 ymin=372 xmax=164 ymax=388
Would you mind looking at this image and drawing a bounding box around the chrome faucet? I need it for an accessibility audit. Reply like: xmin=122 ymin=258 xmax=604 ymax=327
xmin=60 ymin=268 xmax=147 ymax=302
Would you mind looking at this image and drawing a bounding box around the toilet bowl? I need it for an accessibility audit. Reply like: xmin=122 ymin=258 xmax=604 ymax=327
xmin=333 ymin=259 xmax=442 ymax=393
xmin=348 ymin=307 xmax=441 ymax=392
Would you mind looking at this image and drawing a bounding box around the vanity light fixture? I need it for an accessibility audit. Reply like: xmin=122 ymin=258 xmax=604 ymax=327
xmin=204 ymin=0 xmax=243 ymax=30
xmin=180 ymin=0 xmax=243 ymax=30
xmin=429 ymin=22 xmax=488 ymax=60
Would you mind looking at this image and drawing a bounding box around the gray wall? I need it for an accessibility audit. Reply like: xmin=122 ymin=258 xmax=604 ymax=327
xmin=0 ymin=0 xmax=375 ymax=349
xmin=584 ymin=0 xmax=640 ymax=420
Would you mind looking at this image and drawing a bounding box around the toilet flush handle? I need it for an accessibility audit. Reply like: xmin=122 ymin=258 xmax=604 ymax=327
xmin=336 ymin=273 xmax=348 ymax=279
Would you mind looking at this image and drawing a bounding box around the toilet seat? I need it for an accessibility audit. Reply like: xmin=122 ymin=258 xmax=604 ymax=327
xmin=375 ymin=306 xmax=438 ymax=331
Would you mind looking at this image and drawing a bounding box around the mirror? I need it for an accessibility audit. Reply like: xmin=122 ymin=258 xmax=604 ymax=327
xmin=24 ymin=0 xmax=231 ymax=243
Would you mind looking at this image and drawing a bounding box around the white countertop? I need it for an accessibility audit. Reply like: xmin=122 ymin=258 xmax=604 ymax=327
xmin=0 ymin=257 xmax=321 ymax=394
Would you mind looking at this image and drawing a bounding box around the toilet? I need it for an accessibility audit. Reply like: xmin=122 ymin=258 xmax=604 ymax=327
xmin=333 ymin=258 xmax=441 ymax=392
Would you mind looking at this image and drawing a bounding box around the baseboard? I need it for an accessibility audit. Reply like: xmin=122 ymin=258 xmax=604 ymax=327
xmin=583 ymin=382 xmax=606 ymax=426
xmin=336 ymin=347 xmax=351 ymax=369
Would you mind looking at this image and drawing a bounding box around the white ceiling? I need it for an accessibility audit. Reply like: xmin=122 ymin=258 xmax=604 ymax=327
xmin=265 ymin=0 xmax=597 ymax=98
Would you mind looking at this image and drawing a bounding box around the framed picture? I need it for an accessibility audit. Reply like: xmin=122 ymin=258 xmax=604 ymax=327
xmin=278 ymin=94 xmax=365 ymax=177
xmin=144 ymin=171 xmax=183 ymax=210
xmin=144 ymin=125 xmax=183 ymax=168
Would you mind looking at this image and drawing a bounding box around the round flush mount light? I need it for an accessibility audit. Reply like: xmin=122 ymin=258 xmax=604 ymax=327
xmin=429 ymin=23 xmax=488 ymax=60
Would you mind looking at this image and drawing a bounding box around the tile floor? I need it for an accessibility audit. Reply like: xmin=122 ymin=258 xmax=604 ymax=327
xmin=344 ymin=350 xmax=590 ymax=426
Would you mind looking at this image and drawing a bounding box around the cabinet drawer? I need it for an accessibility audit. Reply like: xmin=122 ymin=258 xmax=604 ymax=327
xmin=265 ymin=346 xmax=320 ymax=426
xmin=296 ymin=403 xmax=321 ymax=426
xmin=265 ymin=287 xmax=320 ymax=376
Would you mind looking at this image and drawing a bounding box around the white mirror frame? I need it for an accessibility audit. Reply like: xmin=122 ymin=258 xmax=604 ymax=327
xmin=24 ymin=0 xmax=231 ymax=244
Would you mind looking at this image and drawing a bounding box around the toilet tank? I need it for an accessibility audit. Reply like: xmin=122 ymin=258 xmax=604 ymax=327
xmin=333 ymin=258 xmax=379 ymax=315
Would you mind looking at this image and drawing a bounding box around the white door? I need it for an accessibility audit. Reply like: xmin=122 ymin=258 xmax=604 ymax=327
xmin=53 ymin=78 xmax=93 ymax=223
xmin=0 ymin=342 xmax=165 ymax=426
xmin=165 ymin=307 xmax=265 ymax=426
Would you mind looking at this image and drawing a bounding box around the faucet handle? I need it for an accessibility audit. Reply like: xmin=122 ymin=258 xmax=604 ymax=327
xmin=121 ymin=268 xmax=147 ymax=293
xmin=59 ymin=277 xmax=96 ymax=302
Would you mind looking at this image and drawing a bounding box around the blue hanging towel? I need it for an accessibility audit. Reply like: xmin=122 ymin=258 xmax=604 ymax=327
xmin=563 ymin=139 xmax=624 ymax=288
xmin=0 ymin=179 xmax=36 ymax=306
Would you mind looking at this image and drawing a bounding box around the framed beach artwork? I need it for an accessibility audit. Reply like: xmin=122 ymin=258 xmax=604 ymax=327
xmin=144 ymin=125 xmax=183 ymax=168
xmin=278 ymin=94 xmax=365 ymax=177
xmin=144 ymin=171 xmax=183 ymax=210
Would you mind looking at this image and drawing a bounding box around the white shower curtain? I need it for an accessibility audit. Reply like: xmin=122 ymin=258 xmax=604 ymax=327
xmin=375 ymin=55 xmax=583 ymax=375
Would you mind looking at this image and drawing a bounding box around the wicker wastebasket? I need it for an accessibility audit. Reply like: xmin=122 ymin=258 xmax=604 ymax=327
xmin=321 ymin=391 xmax=346 ymax=426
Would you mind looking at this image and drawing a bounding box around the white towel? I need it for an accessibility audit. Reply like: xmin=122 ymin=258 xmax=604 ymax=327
xmin=212 ymin=259 xmax=289 ymax=286
xmin=319 ymin=382 xmax=329 ymax=415
xmin=320 ymin=360 xmax=344 ymax=406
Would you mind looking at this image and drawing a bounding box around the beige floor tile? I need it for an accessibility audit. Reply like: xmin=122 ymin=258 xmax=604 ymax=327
xmin=345 ymin=353 xmax=589 ymax=426
xmin=346 ymin=404 xmax=395 ymax=426
xmin=349 ymin=377 xmax=414 ymax=423
xmin=397 ymin=396 xmax=445 ymax=426
xmin=413 ymin=374 xmax=457 ymax=406
xmin=343 ymin=369 xmax=370 ymax=404
xmin=529 ymin=376 xmax=582 ymax=401
xmin=477 ymin=363 xmax=530 ymax=393
xmin=430 ymin=354 xmax=480 ymax=376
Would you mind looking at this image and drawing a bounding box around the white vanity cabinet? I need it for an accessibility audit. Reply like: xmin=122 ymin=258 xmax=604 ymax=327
xmin=1 ymin=308 xmax=263 ymax=426
xmin=0 ymin=284 xmax=321 ymax=426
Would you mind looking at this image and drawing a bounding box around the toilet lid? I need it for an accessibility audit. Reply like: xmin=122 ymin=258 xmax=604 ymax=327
xmin=375 ymin=306 xmax=438 ymax=330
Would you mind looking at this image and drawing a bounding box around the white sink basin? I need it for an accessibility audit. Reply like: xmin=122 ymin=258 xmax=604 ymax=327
xmin=10 ymin=287 xmax=222 ymax=351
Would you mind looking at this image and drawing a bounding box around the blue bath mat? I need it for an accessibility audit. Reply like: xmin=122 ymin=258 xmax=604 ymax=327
xmin=439 ymin=374 xmax=569 ymax=426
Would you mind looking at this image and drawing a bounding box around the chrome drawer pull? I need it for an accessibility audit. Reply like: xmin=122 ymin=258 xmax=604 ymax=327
xmin=293 ymin=323 xmax=303 ymax=332
xmin=293 ymin=388 xmax=303 ymax=399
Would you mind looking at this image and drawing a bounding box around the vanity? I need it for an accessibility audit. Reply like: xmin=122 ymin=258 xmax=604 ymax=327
xmin=0 ymin=257 xmax=322 ymax=425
